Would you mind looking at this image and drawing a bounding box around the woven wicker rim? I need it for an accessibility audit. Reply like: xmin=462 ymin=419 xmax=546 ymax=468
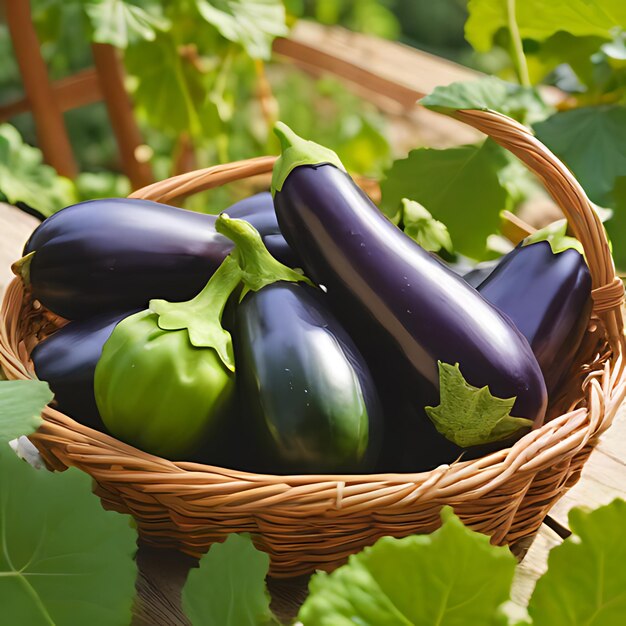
xmin=1 ymin=108 xmax=626 ymax=576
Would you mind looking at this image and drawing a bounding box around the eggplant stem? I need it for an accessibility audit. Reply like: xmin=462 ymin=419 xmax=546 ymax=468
xmin=11 ymin=251 xmax=35 ymax=286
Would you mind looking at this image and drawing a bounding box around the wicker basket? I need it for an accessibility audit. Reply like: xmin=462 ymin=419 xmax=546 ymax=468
xmin=1 ymin=109 xmax=625 ymax=578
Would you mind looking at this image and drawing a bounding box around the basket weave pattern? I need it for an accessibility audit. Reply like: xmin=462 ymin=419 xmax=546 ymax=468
xmin=1 ymin=110 xmax=625 ymax=577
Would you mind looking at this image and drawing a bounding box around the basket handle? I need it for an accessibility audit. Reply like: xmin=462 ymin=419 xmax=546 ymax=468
xmin=130 ymin=110 xmax=624 ymax=337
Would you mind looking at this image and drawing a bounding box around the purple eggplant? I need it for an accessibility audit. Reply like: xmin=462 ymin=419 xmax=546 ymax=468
xmin=31 ymin=310 xmax=136 ymax=430
xmin=478 ymin=240 xmax=592 ymax=394
xmin=19 ymin=194 xmax=296 ymax=319
xmin=271 ymin=123 xmax=547 ymax=447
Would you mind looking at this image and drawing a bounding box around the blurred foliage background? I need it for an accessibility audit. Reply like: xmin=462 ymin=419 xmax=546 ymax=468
xmin=2 ymin=0 xmax=626 ymax=267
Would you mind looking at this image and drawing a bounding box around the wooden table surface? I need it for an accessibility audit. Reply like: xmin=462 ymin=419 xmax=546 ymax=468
xmin=2 ymin=200 xmax=625 ymax=624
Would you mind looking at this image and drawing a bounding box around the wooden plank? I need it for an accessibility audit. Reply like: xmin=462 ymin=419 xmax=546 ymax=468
xmin=5 ymin=0 xmax=77 ymax=178
xmin=0 ymin=69 xmax=103 ymax=123
xmin=0 ymin=203 xmax=39 ymax=295
xmin=91 ymin=44 xmax=153 ymax=190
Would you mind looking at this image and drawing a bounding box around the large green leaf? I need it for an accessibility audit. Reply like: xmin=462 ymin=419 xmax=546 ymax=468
xmin=194 ymin=0 xmax=288 ymax=60
xmin=0 ymin=444 xmax=137 ymax=625
xmin=466 ymin=0 xmax=626 ymax=52
xmin=298 ymin=507 xmax=517 ymax=626
xmin=0 ymin=124 xmax=76 ymax=217
xmin=421 ymin=77 xmax=551 ymax=125
xmin=605 ymin=177 xmax=626 ymax=271
xmin=82 ymin=0 xmax=170 ymax=48
xmin=380 ymin=139 xmax=510 ymax=259
xmin=0 ymin=380 xmax=52 ymax=444
xmin=528 ymin=499 xmax=626 ymax=625
xmin=124 ymin=33 xmax=212 ymax=137
xmin=534 ymin=106 xmax=626 ymax=207
xmin=182 ymin=534 xmax=275 ymax=626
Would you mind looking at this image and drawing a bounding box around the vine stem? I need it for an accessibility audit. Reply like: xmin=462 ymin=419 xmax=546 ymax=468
xmin=507 ymin=0 xmax=531 ymax=87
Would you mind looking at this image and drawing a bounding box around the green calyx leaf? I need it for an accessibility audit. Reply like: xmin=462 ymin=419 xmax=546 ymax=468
xmin=271 ymin=121 xmax=345 ymax=195
xmin=149 ymin=255 xmax=242 ymax=372
xmin=182 ymin=534 xmax=275 ymax=626
xmin=523 ymin=219 xmax=586 ymax=256
xmin=425 ymin=362 xmax=533 ymax=448
xmin=298 ymin=506 xmax=517 ymax=625
xmin=0 ymin=380 xmax=53 ymax=443
xmin=0 ymin=444 xmax=137 ymax=625
xmin=528 ymin=499 xmax=626 ymax=625
xmin=10 ymin=251 xmax=35 ymax=287
xmin=215 ymin=213 xmax=313 ymax=299
xmin=400 ymin=198 xmax=453 ymax=254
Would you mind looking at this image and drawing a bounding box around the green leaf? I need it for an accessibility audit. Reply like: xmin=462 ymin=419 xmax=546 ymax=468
xmin=523 ymin=219 xmax=585 ymax=256
xmin=298 ymin=506 xmax=517 ymax=626
xmin=216 ymin=214 xmax=313 ymax=300
xmin=150 ymin=256 xmax=241 ymax=371
xmin=534 ymin=106 xmax=626 ymax=207
xmin=0 ymin=381 xmax=52 ymax=443
xmin=124 ymin=33 xmax=210 ymax=137
xmin=182 ymin=534 xmax=275 ymax=626
xmin=605 ymin=176 xmax=626 ymax=271
xmin=425 ymin=362 xmax=533 ymax=448
xmin=0 ymin=124 xmax=76 ymax=217
xmin=0 ymin=444 xmax=137 ymax=625
xmin=528 ymin=499 xmax=626 ymax=625
xmin=380 ymin=139 xmax=510 ymax=260
xmin=421 ymin=77 xmax=552 ymax=125
xmin=400 ymin=198 xmax=453 ymax=254
xmin=82 ymin=0 xmax=171 ymax=48
xmin=466 ymin=0 xmax=626 ymax=53
xmin=194 ymin=0 xmax=288 ymax=60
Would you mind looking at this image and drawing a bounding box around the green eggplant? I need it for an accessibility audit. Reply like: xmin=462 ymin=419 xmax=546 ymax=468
xmin=94 ymin=256 xmax=241 ymax=459
xmin=216 ymin=214 xmax=383 ymax=474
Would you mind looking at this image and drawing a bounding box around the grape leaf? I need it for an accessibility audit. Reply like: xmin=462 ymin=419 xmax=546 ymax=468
xmin=534 ymin=106 xmax=626 ymax=207
xmin=194 ymin=0 xmax=288 ymax=60
xmin=0 ymin=444 xmax=137 ymax=625
xmin=528 ymin=499 xmax=626 ymax=625
xmin=421 ymin=77 xmax=551 ymax=125
xmin=605 ymin=176 xmax=626 ymax=271
xmin=0 ymin=124 xmax=76 ymax=217
xmin=466 ymin=0 xmax=626 ymax=52
xmin=425 ymin=362 xmax=533 ymax=448
xmin=0 ymin=381 xmax=52 ymax=444
xmin=82 ymin=0 xmax=171 ymax=48
xmin=380 ymin=139 xmax=510 ymax=259
xmin=298 ymin=506 xmax=517 ymax=626
xmin=182 ymin=534 xmax=275 ymax=626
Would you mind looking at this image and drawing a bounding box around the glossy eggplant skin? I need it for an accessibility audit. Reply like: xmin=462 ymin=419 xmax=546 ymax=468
xmin=478 ymin=241 xmax=592 ymax=394
xmin=274 ymin=164 xmax=547 ymax=424
xmin=31 ymin=310 xmax=135 ymax=430
xmin=234 ymin=282 xmax=382 ymax=474
xmin=23 ymin=195 xmax=296 ymax=319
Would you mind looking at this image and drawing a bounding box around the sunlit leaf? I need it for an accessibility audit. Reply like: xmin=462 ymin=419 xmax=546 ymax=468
xmin=0 ymin=444 xmax=137 ymax=625
xmin=0 ymin=124 xmax=76 ymax=217
xmin=298 ymin=507 xmax=517 ymax=626
xmin=194 ymin=0 xmax=288 ymax=60
xmin=182 ymin=534 xmax=275 ymax=626
xmin=0 ymin=380 xmax=52 ymax=443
